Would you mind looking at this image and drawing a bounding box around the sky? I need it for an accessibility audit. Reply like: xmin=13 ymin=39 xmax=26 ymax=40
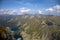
xmin=0 ymin=0 xmax=60 ymax=15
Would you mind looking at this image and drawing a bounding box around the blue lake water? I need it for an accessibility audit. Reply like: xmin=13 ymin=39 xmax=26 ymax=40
xmin=14 ymin=34 xmax=22 ymax=39
xmin=11 ymin=27 xmax=19 ymax=31
xmin=11 ymin=27 xmax=23 ymax=40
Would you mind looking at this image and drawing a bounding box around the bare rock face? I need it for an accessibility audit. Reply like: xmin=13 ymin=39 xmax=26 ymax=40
xmin=51 ymin=31 xmax=60 ymax=40
xmin=0 ymin=27 xmax=7 ymax=40
xmin=0 ymin=27 xmax=14 ymax=40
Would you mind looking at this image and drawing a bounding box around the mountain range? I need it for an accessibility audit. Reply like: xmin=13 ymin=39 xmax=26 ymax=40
xmin=0 ymin=14 xmax=60 ymax=40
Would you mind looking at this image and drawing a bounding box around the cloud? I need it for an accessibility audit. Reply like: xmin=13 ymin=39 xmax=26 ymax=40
xmin=53 ymin=5 xmax=60 ymax=10
xmin=20 ymin=7 xmax=31 ymax=13
xmin=45 ymin=8 xmax=53 ymax=11
xmin=0 ymin=8 xmax=34 ymax=15
xmin=38 ymin=10 xmax=42 ymax=14
xmin=16 ymin=7 xmax=32 ymax=15
xmin=45 ymin=5 xmax=60 ymax=16
xmin=0 ymin=5 xmax=60 ymax=16
xmin=45 ymin=5 xmax=60 ymax=11
xmin=0 ymin=9 xmax=16 ymax=15
xmin=0 ymin=8 xmax=32 ymax=15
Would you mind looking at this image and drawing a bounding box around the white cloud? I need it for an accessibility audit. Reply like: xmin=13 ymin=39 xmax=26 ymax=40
xmin=0 ymin=9 xmax=16 ymax=15
xmin=45 ymin=5 xmax=60 ymax=11
xmin=38 ymin=10 xmax=42 ymax=14
xmin=20 ymin=7 xmax=31 ymax=13
xmin=0 ymin=5 xmax=60 ymax=16
xmin=0 ymin=8 xmax=32 ymax=15
xmin=45 ymin=8 xmax=53 ymax=11
xmin=16 ymin=7 xmax=32 ymax=15
xmin=45 ymin=5 xmax=60 ymax=16
xmin=53 ymin=5 xmax=60 ymax=10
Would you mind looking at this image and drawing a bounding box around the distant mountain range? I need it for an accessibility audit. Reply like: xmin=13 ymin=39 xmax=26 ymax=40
xmin=0 ymin=14 xmax=60 ymax=27
xmin=0 ymin=14 xmax=60 ymax=40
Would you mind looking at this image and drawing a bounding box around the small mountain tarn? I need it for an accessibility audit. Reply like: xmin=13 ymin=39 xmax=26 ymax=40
xmin=11 ymin=27 xmax=23 ymax=40
xmin=46 ymin=21 xmax=53 ymax=26
xmin=14 ymin=34 xmax=23 ymax=40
